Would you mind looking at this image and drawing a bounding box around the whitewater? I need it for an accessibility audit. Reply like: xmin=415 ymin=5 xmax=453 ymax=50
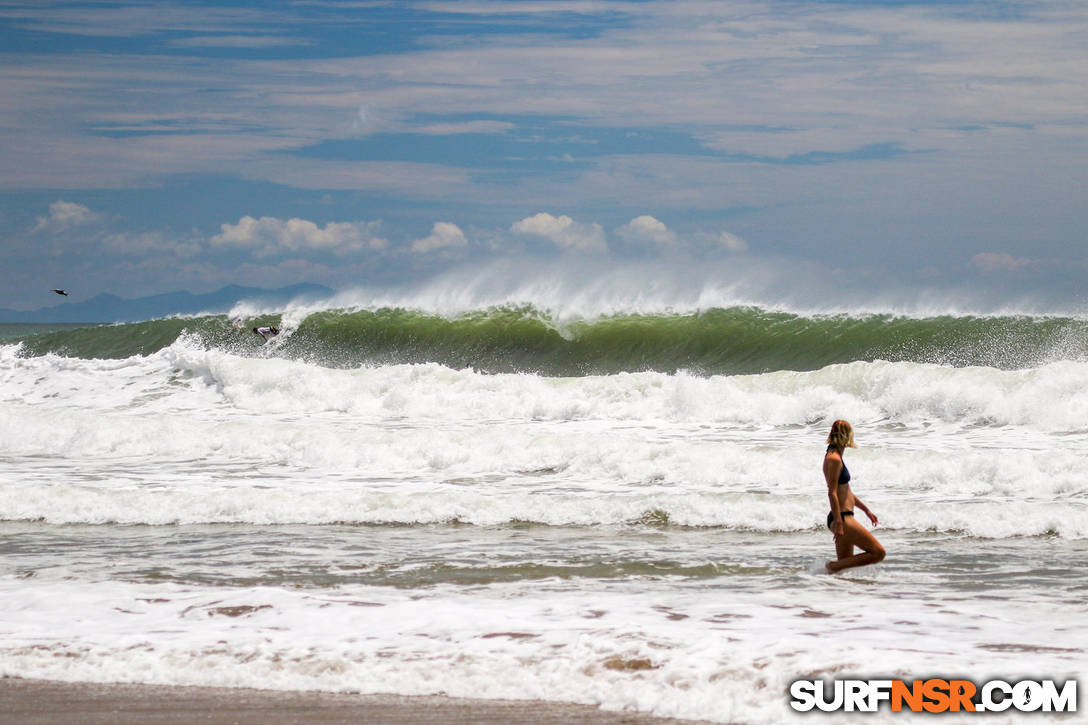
xmin=1 ymin=288 xmax=1086 ymax=723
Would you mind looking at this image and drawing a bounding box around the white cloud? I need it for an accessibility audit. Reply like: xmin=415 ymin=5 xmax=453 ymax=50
xmin=100 ymin=231 xmax=203 ymax=258
xmin=0 ymin=4 xmax=276 ymax=38
xmin=411 ymin=222 xmax=468 ymax=254
xmin=32 ymin=200 xmax=102 ymax=233
xmin=615 ymin=215 xmax=676 ymax=249
xmin=411 ymin=1 xmax=615 ymax=15
xmin=240 ymin=159 xmax=473 ymax=195
xmin=210 ymin=216 xmax=388 ymax=258
xmin=718 ymin=230 xmax=748 ymax=252
xmin=411 ymin=121 xmax=515 ymax=135
xmin=168 ymin=35 xmax=310 ymax=49
xmin=510 ymin=213 xmax=607 ymax=254
xmin=970 ymin=252 xmax=1032 ymax=273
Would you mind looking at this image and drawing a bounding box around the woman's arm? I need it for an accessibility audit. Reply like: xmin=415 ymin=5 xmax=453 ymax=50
xmin=824 ymin=455 xmax=844 ymax=535
xmin=853 ymin=495 xmax=878 ymax=526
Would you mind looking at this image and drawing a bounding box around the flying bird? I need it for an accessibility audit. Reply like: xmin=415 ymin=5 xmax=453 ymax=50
xmin=51 ymin=289 xmax=69 ymax=296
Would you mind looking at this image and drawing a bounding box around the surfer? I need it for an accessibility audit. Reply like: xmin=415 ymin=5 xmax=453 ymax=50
xmin=50 ymin=289 xmax=68 ymax=296
xmin=823 ymin=420 xmax=885 ymax=573
xmin=253 ymin=325 xmax=279 ymax=342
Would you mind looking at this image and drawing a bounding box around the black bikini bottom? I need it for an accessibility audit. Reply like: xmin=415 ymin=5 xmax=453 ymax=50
xmin=827 ymin=510 xmax=854 ymax=529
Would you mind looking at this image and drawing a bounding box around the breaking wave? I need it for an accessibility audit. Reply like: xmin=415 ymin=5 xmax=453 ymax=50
xmin=11 ymin=305 xmax=1088 ymax=375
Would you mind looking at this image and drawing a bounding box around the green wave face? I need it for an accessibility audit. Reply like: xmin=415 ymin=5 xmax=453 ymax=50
xmin=12 ymin=307 xmax=1088 ymax=375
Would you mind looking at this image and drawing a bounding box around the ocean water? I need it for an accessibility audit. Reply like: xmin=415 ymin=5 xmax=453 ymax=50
xmin=1 ymin=292 xmax=1086 ymax=724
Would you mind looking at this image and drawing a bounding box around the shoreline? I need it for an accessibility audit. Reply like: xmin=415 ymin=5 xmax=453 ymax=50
xmin=0 ymin=677 xmax=714 ymax=725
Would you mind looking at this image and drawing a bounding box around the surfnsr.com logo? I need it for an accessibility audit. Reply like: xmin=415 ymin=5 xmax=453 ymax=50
xmin=789 ymin=678 xmax=1077 ymax=713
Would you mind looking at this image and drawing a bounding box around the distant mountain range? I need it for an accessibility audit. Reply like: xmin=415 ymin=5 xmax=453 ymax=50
xmin=0 ymin=284 xmax=336 ymax=323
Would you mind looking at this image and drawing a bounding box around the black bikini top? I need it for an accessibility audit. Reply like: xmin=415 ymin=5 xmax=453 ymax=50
xmin=827 ymin=445 xmax=850 ymax=486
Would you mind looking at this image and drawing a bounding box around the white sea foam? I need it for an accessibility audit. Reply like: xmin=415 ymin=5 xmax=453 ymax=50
xmin=2 ymin=341 xmax=1086 ymax=536
xmin=4 ymin=482 xmax=1086 ymax=537
xmin=0 ymin=575 xmax=1082 ymax=724
xmin=8 ymin=341 xmax=1088 ymax=431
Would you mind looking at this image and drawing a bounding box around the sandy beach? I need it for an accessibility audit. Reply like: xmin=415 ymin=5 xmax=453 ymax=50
xmin=0 ymin=678 xmax=710 ymax=725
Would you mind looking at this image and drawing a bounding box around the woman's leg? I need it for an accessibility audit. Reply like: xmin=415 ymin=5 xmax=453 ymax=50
xmin=825 ymin=521 xmax=854 ymax=572
xmin=827 ymin=517 xmax=885 ymax=573
xmin=834 ymin=530 xmax=854 ymax=560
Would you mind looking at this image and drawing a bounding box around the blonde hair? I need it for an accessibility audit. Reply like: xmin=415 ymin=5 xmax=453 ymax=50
xmin=826 ymin=419 xmax=856 ymax=450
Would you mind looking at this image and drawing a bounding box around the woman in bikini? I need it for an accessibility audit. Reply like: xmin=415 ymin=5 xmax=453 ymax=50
xmin=824 ymin=420 xmax=885 ymax=573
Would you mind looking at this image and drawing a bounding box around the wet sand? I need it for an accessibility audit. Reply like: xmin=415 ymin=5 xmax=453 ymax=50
xmin=0 ymin=678 xmax=712 ymax=724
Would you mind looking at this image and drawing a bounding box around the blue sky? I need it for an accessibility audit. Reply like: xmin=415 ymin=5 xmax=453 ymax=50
xmin=2 ymin=0 xmax=1086 ymax=310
